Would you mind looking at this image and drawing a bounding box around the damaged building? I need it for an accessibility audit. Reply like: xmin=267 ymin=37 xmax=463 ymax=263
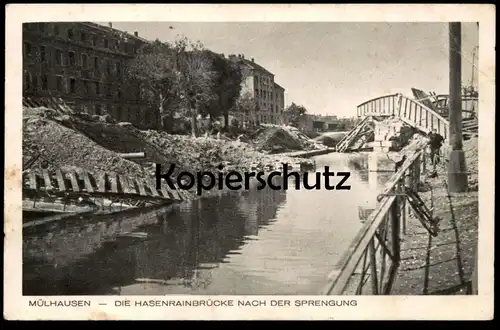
xmin=22 ymin=22 xmax=158 ymax=129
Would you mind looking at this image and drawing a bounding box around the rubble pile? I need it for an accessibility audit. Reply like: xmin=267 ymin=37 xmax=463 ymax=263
xmin=22 ymin=107 xmax=313 ymax=188
xmin=23 ymin=107 xmax=146 ymax=177
xmin=251 ymin=124 xmax=326 ymax=153
xmin=137 ymin=129 xmax=313 ymax=176
xmin=313 ymin=132 xmax=347 ymax=148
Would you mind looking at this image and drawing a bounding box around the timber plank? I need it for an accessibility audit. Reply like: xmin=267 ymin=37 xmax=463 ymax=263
xmin=135 ymin=179 xmax=147 ymax=196
xmin=146 ymin=179 xmax=160 ymax=197
xmin=81 ymin=171 xmax=94 ymax=193
xmin=42 ymin=170 xmax=53 ymax=190
xmin=108 ymin=173 xmax=118 ymax=193
xmin=119 ymin=175 xmax=134 ymax=194
xmin=27 ymin=172 xmax=38 ymax=190
xmin=159 ymin=179 xmax=172 ymax=200
xmin=168 ymin=184 xmax=183 ymax=200
xmin=55 ymin=170 xmax=66 ymax=191
xmin=67 ymin=171 xmax=80 ymax=192
xmin=96 ymin=172 xmax=106 ymax=192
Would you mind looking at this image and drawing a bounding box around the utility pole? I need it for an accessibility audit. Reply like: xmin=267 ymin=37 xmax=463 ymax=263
xmin=447 ymin=22 xmax=469 ymax=192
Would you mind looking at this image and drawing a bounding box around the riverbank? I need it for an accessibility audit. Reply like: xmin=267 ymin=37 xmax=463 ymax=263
xmin=392 ymin=136 xmax=479 ymax=295
xmin=23 ymin=106 xmax=316 ymax=198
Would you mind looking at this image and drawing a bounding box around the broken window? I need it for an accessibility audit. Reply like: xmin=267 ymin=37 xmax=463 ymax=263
xmin=82 ymin=54 xmax=88 ymax=68
xmin=41 ymin=75 xmax=48 ymax=90
xmin=69 ymin=78 xmax=76 ymax=93
xmin=40 ymin=46 xmax=46 ymax=62
xmin=56 ymin=76 xmax=63 ymax=92
xmin=69 ymin=51 xmax=76 ymax=66
xmin=24 ymin=42 xmax=32 ymax=57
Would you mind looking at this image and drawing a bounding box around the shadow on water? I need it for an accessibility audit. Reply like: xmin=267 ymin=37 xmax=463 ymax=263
xmin=23 ymin=153 xmax=390 ymax=296
xmin=23 ymin=176 xmax=287 ymax=296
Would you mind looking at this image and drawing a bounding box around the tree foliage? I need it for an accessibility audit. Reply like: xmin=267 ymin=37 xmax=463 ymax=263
xmin=233 ymin=91 xmax=259 ymax=127
xmin=126 ymin=39 xmax=179 ymax=130
xmin=199 ymin=51 xmax=243 ymax=128
xmin=126 ymin=36 xmax=245 ymax=135
xmin=284 ymin=102 xmax=308 ymax=127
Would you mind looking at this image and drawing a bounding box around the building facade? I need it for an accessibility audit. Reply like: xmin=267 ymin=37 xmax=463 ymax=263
xmin=229 ymin=54 xmax=285 ymax=126
xmin=22 ymin=22 xmax=158 ymax=129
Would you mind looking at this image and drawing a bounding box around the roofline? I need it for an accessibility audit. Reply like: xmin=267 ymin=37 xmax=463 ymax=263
xmin=243 ymin=59 xmax=275 ymax=77
xmin=273 ymin=82 xmax=285 ymax=90
xmin=81 ymin=22 xmax=150 ymax=43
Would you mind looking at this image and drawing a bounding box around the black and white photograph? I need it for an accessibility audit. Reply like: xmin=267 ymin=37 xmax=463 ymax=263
xmin=5 ymin=4 xmax=494 ymax=321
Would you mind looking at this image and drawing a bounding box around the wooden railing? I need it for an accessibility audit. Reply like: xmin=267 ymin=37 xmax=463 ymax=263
xmin=357 ymin=94 xmax=401 ymax=118
xmin=432 ymin=96 xmax=478 ymax=119
xmin=322 ymin=150 xmax=438 ymax=295
xmin=356 ymin=94 xmax=450 ymax=140
xmin=23 ymin=168 xmax=193 ymax=206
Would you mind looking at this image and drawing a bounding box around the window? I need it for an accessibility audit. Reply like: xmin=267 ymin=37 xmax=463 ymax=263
xmin=116 ymin=105 xmax=122 ymax=120
xmin=56 ymin=76 xmax=63 ymax=92
xmin=24 ymin=42 xmax=32 ymax=57
xmin=81 ymin=32 xmax=87 ymax=43
xmin=40 ymin=46 xmax=46 ymax=62
xmin=82 ymin=54 xmax=88 ymax=68
xmin=115 ymin=61 xmax=121 ymax=76
xmin=117 ymin=87 xmax=122 ymax=99
xmin=115 ymin=40 xmax=119 ymax=50
xmin=69 ymin=78 xmax=76 ymax=93
xmin=104 ymin=39 xmax=109 ymax=48
xmin=106 ymin=83 xmax=113 ymax=97
xmin=83 ymin=80 xmax=89 ymax=94
xmin=92 ymin=34 xmax=98 ymax=46
xmin=67 ymin=28 xmax=74 ymax=40
xmin=32 ymin=75 xmax=38 ymax=91
xmin=95 ymin=82 xmax=100 ymax=95
xmin=38 ymin=23 xmax=46 ymax=33
xmin=53 ymin=24 xmax=60 ymax=35
xmin=69 ymin=51 xmax=76 ymax=66
xmin=93 ymin=57 xmax=99 ymax=71
xmin=55 ymin=49 xmax=62 ymax=65
xmin=41 ymin=75 xmax=48 ymax=90
xmin=106 ymin=60 xmax=111 ymax=75
xmin=24 ymin=72 xmax=31 ymax=91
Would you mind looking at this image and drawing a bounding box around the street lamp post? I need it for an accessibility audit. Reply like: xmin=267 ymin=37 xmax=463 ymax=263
xmin=447 ymin=22 xmax=469 ymax=193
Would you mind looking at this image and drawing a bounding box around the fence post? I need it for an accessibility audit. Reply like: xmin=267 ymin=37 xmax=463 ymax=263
xmin=396 ymin=94 xmax=403 ymax=117
xmin=399 ymin=178 xmax=406 ymax=236
xmin=391 ymin=198 xmax=401 ymax=263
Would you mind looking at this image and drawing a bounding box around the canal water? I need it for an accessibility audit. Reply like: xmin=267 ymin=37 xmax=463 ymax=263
xmin=23 ymin=152 xmax=395 ymax=296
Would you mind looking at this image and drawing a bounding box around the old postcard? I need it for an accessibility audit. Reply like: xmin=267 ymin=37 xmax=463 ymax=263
xmin=4 ymin=4 xmax=495 ymax=320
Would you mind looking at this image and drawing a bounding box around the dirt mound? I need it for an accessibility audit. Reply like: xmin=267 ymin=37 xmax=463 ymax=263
xmin=251 ymin=125 xmax=326 ymax=153
xmin=138 ymin=130 xmax=311 ymax=175
xmin=23 ymin=110 xmax=146 ymax=177
xmin=23 ymin=107 xmax=313 ymax=187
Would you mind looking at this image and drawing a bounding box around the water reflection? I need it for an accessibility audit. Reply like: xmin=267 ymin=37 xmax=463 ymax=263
xmin=24 ymin=153 xmax=386 ymax=296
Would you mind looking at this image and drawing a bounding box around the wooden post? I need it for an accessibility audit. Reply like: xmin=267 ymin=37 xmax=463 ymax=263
xmin=472 ymin=245 xmax=478 ymax=294
xmin=447 ymin=22 xmax=469 ymax=192
xmin=391 ymin=198 xmax=400 ymax=263
xmin=369 ymin=238 xmax=379 ymax=295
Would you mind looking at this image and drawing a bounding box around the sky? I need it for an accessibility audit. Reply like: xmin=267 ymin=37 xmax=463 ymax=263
xmin=101 ymin=22 xmax=479 ymax=118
